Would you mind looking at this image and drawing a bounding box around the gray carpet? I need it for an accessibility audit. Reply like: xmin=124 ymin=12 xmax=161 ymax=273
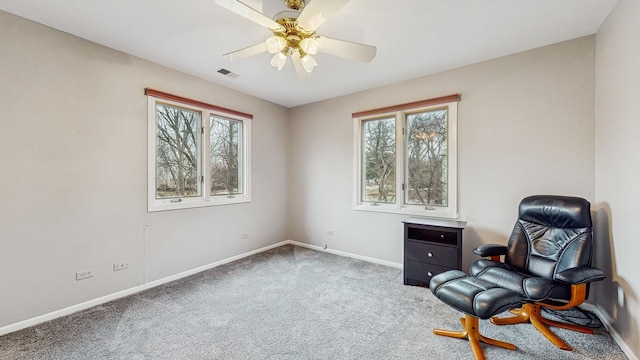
xmin=0 ymin=245 xmax=627 ymax=359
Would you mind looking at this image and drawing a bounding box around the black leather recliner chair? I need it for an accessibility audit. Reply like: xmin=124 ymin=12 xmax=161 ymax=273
xmin=470 ymin=195 xmax=606 ymax=350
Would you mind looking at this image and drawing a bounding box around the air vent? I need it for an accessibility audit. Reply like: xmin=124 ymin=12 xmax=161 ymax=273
xmin=217 ymin=68 xmax=239 ymax=78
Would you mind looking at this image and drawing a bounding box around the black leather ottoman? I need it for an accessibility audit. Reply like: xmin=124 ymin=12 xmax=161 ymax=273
xmin=430 ymin=270 xmax=523 ymax=360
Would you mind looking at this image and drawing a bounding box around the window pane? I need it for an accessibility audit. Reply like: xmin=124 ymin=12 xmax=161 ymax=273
xmin=210 ymin=116 xmax=242 ymax=195
xmin=362 ymin=117 xmax=396 ymax=203
xmin=406 ymin=108 xmax=448 ymax=206
xmin=155 ymin=103 xmax=202 ymax=199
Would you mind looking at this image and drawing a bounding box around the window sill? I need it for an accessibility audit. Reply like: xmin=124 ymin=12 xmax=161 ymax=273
xmin=353 ymin=204 xmax=458 ymax=220
xmin=148 ymin=196 xmax=250 ymax=212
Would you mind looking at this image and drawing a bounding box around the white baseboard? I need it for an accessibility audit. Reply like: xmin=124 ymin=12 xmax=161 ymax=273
xmin=286 ymin=240 xmax=403 ymax=269
xmin=15 ymin=240 xmax=636 ymax=360
xmin=1 ymin=240 xmax=402 ymax=337
xmin=581 ymin=303 xmax=638 ymax=360
xmin=0 ymin=241 xmax=289 ymax=337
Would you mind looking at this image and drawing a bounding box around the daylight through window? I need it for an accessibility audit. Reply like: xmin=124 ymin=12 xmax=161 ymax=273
xmin=155 ymin=103 xmax=202 ymax=199
xmin=147 ymin=90 xmax=251 ymax=211
xmin=353 ymin=95 xmax=458 ymax=218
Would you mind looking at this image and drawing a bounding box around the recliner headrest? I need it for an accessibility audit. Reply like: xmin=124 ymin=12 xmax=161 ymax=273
xmin=519 ymin=195 xmax=592 ymax=228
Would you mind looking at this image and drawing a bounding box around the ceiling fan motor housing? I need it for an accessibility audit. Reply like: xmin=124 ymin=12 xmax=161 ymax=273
xmin=285 ymin=0 xmax=305 ymax=11
xmin=274 ymin=17 xmax=314 ymax=55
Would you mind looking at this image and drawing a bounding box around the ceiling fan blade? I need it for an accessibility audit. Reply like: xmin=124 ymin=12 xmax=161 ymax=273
xmin=296 ymin=0 xmax=350 ymax=31
xmin=316 ymin=37 xmax=377 ymax=63
xmin=291 ymin=50 xmax=312 ymax=79
xmin=214 ymin=0 xmax=285 ymax=32
xmin=223 ymin=42 xmax=268 ymax=60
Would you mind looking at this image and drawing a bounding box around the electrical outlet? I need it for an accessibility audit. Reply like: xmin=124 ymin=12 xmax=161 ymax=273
xmin=325 ymin=230 xmax=334 ymax=236
xmin=76 ymin=269 xmax=94 ymax=281
xmin=113 ymin=262 xmax=129 ymax=272
xmin=240 ymin=233 xmax=249 ymax=239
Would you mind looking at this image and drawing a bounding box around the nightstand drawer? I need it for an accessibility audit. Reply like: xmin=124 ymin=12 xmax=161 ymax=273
xmin=405 ymin=241 xmax=457 ymax=267
xmin=404 ymin=260 xmax=452 ymax=287
xmin=407 ymin=227 xmax=458 ymax=246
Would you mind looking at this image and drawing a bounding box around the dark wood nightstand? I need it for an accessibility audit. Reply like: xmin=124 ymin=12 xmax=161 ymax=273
xmin=403 ymin=217 xmax=466 ymax=287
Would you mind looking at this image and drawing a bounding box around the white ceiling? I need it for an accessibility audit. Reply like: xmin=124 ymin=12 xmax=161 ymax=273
xmin=0 ymin=0 xmax=618 ymax=108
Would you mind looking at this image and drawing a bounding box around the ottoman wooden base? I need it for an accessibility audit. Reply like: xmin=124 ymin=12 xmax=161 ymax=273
xmin=434 ymin=315 xmax=516 ymax=360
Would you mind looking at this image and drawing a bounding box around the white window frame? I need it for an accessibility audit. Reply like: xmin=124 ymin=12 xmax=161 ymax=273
xmin=147 ymin=96 xmax=251 ymax=212
xmin=353 ymin=100 xmax=458 ymax=219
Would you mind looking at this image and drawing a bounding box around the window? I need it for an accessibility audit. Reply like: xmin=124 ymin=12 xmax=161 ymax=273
xmin=361 ymin=116 xmax=396 ymax=204
xmin=147 ymin=89 xmax=251 ymax=211
xmin=353 ymin=95 xmax=458 ymax=218
xmin=210 ymin=116 xmax=243 ymax=196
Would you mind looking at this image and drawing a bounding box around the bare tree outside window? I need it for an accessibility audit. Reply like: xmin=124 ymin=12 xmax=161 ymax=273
xmin=406 ymin=108 xmax=448 ymax=206
xmin=155 ymin=104 xmax=201 ymax=199
xmin=148 ymin=94 xmax=251 ymax=212
xmin=210 ymin=116 xmax=242 ymax=195
xmin=354 ymin=98 xmax=457 ymax=218
xmin=362 ymin=117 xmax=396 ymax=203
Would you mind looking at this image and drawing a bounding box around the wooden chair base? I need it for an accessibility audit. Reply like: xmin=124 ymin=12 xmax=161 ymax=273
xmin=490 ymin=303 xmax=594 ymax=351
xmin=434 ymin=314 xmax=517 ymax=360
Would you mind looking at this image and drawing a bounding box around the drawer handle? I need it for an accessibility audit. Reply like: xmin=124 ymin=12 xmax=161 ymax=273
xmin=440 ymin=234 xmax=445 ymax=239
xmin=427 ymin=252 xmax=433 ymax=257
xmin=427 ymin=271 xmax=433 ymax=277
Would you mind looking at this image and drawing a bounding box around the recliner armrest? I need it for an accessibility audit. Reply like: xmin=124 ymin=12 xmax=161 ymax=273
xmin=555 ymin=266 xmax=606 ymax=284
xmin=473 ymin=245 xmax=508 ymax=257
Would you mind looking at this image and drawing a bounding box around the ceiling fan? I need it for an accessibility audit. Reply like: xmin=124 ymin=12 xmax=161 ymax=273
xmin=214 ymin=0 xmax=377 ymax=76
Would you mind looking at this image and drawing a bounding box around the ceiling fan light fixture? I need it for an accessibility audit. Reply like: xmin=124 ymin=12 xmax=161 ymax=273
xmin=299 ymin=37 xmax=319 ymax=55
xmin=216 ymin=0 xmax=377 ymax=78
xmin=271 ymin=51 xmax=288 ymax=70
xmin=300 ymin=53 xmax=317 ymax=73
xmin=266 ymin=36 xmax=287 ymax=54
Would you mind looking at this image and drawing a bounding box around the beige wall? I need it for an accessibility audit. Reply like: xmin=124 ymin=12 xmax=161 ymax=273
xmin=3 ymin=4 xmax=638 ymax=358
xmin=0 ymin=11 xmax=289 ymax=328
xmin=594 ymin=0 xmax=640 ymax=357
xmin=288 ymin=36 xmax=596 ymax=270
